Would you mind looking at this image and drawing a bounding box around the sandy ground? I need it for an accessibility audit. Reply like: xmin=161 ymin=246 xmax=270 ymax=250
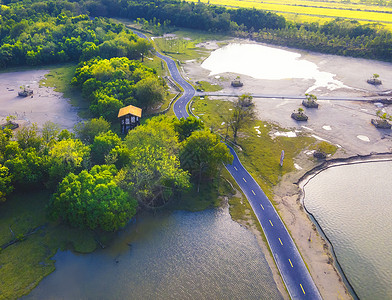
xmin=182 ymin=39 xmax=392 ymax=299
xmin=0 ymin=70 xmax=80 ymax=131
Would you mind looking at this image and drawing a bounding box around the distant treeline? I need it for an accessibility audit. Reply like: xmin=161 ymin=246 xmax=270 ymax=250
xmin=246 ymin=19 xmax=392 ymax=61
xmin=1 ymin=0 xmax=391 ymax=65
xmin=81 ymin=0 xmax=392 ymax=61
xmin=0 ymin=3 xmax=151 ymax=68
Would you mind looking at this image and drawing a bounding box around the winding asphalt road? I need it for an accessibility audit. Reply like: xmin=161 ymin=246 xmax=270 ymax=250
xmin=135 ymin=30 xmax=322 ymax=299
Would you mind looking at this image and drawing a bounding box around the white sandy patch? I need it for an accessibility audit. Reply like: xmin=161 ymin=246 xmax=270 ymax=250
xmin=294 ymin=163 xmax=303 ymax=170
xmin=301 ymin=125 xmax=314 ymax=131
xmin=357 ymin=135 xmax=370 ymax=142
xmin=274 ymin=131 xmax=297 ymax=137
xmin=311 ymin=134 xmax=331 ymax=143
xmin=305 ymin=150 xmax=315 ymax=155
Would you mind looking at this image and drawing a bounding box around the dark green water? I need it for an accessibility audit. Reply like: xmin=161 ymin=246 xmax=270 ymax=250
xmin=25 ymin=207 xmax=283 ymax=299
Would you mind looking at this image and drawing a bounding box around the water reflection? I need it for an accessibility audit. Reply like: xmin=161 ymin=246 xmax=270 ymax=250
xmin=25 ymin=207 xmax=283 ymax=299
xmin=201 ymin=43 xmax=348 ymax=93
xmin=303 ymin=161 xmax=392 ymax=300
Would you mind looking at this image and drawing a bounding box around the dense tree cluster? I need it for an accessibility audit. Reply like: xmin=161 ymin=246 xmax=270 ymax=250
xmin=86 ymin=0 xmax=286 ymax=32
xmin=1 ymin=0 xmax=391 ymax=67
xmin=71 ymin=57 xmax=166 ymax=120
xmin=0 ymin=4 xmax=152 ymax=68
xmin=49 ymin=164 xmax=137 ymax=231
xmin=0 ymin=115 xmax=231 ymax=231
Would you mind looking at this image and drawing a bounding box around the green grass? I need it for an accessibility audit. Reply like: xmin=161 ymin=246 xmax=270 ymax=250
xmin=145 ymin=27 xmax=229 ymax=62
xmin=195 ymin=81 xmax=223 ymax=92
xmin=172 ymin=174 xmax=234 ymax=212
xmin=40 ymin=64 xmax=91 ymax=119
xmin=0 ymin=191 xmax=102 ymax=300
xmin=311 ymin=141 xmax=338 ymax=155
xmin=142 ymin=56 xmax=168 ymax=78
xmin=192 ymin=97 xmax=315 ymax=200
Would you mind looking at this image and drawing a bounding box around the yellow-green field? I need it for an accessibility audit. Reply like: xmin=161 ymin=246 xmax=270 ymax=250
xmin=187 ymin=0 xmax=392 ymax=30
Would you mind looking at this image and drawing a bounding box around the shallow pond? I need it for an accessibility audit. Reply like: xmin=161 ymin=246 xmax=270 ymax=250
xmin=25 ymin=207 xmax=283 ymax=299
xmin=201 ymin=43 xmax=347 ymax=93
xmin=303 ymin=160 xmax=392 ymax=300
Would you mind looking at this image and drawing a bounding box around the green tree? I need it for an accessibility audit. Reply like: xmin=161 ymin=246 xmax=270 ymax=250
xmin=74 ymin=117 xmax=110 ymax=144
xmin=135 ymin=76 xmax=165 ymax=109
xmin=15 ymin=123 xmax=42 ymax=150
xmin=174 ymin=117 xmax=204 ymax=142
xmin=42 ymin=121 xmax=60 ymax=146
xmin=0 ymin=164 xmax=13 ymax=202
xmin=229 ymin=94 xmax=255 ymax=141
xmin=180 ymin=130 xmax=233 ymax=191
xmin=49 ymin=165 xmax=137 ymax=231
xmin=0 ymin=128 xmax=12 ymax=163
xmin=48 ymin=138 xmax=90 ymax=187
xmin=4 ymin=146 xmax=48 ymax=189
xmin=91 ymin=131 xmax=123 ymax=165
xmin=125 ymin=145 xmax=190 ymax=208
xmin=125 ymin=116 xmax=179 ymax=155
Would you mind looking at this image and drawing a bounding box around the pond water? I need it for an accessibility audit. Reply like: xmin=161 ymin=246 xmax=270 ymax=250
xmin=201 ymin=43 xmax=347 ymax=93
xmin=302 ymin=161 xmax=392 ymax=300
xmin=25 ymin=207 xmax=283 ymax=299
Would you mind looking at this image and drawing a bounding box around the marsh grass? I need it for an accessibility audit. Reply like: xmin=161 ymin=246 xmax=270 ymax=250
xmin=0 ymin=191 xmax=100 ymax=299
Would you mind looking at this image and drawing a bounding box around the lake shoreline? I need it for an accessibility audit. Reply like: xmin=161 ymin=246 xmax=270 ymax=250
xmin=298 ymin=153 xmax=392 ymax=299
xmin=274 ymin=152 xmax=392 ymax=300
xmin=183 ymin=37 xmax=392 ymax=299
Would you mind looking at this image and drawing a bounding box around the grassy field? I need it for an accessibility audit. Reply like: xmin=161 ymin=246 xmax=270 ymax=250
xmin=187 ymin=0 xmax=392 ymax=30
xmin=191 ymin=97 xmax=315 ymax=199
xmin=40 ymin=64 xmax=91 ymax=119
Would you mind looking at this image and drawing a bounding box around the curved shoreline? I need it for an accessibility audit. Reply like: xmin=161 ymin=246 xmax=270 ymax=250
xmin=297 ymin=153 xmax=392 ymax=300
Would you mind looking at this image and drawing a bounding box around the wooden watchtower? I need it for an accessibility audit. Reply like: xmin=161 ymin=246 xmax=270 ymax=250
xmin=118 ymin=105 xmax=142 ymax=134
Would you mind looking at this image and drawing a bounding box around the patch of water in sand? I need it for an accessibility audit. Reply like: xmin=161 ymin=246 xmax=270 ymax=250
xmin=201 ymin=44 xmax=349 ymax=93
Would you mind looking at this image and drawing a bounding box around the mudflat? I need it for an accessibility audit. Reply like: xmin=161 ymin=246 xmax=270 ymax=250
xmin=0 ymin=70 xmax=80 ymax=130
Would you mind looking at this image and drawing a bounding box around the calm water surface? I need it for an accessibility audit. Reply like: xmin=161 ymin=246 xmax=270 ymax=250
xmin=201 ymin=43 xmax=347 ymax=93
xmin=303 ymin=161 xmax=392 ymax=300
xmin=25 ymin=207 xmax=283 ymax=299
